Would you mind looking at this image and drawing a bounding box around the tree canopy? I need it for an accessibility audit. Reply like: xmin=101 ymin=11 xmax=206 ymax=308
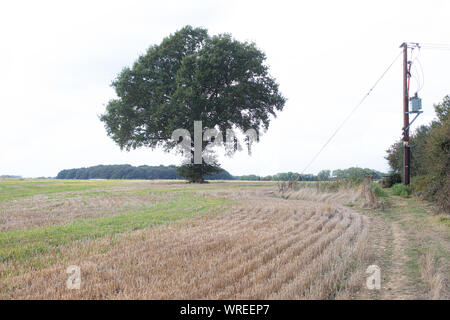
xmin=56 ymin=164 xmax=234 ymax=180
xmin=100 ymin=26 xmax=285 ymax=182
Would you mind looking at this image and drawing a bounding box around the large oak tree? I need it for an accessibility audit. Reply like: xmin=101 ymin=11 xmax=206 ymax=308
xmin=101 ymin=26 xmax=285 ymax=182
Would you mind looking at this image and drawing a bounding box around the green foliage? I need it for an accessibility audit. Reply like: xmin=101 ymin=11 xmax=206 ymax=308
xmin=332 ymin=167 xmax=385 ymax=181
xmin=371 ymin=184 xmax=387 ymax=198
xmin=434 ymin=95 xmax=449 ymax=122
xmin=298 ymin=173 xmax=318 ymax=181
xmin=385 ymin=95 xmax=449 ymax=212
xmin=56 ymin=164 xmax=234 ymax=181
xmin=236 ymin=168 xmax=385 ymax=182
xmin=237 ymin=174 xmax=262 ymax=181
xmin=399 ymin=190 xmax=409 ymax=198
xmin=100 ymin=26 xmax=285 ymax=182
xmin=385 ymin=141 xmax=403 ymax=175
xmin=274 ymin=172 xmax=302 ymax=181
xmin=317 ymin=170 xmax=331 ymax=181
xmin=410 ymin=175 xmax=429 ymax=193
xmin=176 ymin=163 xmax=223 ymax=183
xmin=391 ymin=183 xmax=412 ymax=197
xmin=381 ymin=172 xmax=402 ymax=188
xmin=387 ymin=124 xmax=431 ymax=178
xmin=237 ymin=172 xmax=308 ymax=181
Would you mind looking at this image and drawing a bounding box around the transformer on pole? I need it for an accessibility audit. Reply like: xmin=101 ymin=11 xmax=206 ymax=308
xmin=400 ymin=42 xmax=422 ymax=186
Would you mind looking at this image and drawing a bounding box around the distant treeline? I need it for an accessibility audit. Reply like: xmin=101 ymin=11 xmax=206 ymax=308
xmin=0 ymin=175 xmax=22 ymax=179
xmin=236 ymin=167 xmax=385 ymax=181
xmin=56 ymin=165 xmax=234 ymax=180
xmin=56 ymin=165 xmax=385 ymax=182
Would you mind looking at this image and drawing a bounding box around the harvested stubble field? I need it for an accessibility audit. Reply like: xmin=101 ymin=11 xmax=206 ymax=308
xmin=0 ymin=178 xmax=388 ymax=299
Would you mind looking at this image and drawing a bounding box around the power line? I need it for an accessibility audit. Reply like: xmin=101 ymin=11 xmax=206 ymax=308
xmin=414 ymin=57 xmax=424 ymax=92
xmin=422 ymin=47 xmax=450 ymax=51
xmin=410 ymin=49 xmax=424 ymax=93
xmin=298 ymin=50 xmax=403 ymax=177
xmin=420 ymin=42 xmax=450 ymax=47
xmin=420 ymin=43 xmax=450 ymax=51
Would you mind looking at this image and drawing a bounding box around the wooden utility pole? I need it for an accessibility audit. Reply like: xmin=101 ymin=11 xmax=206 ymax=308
xmin=401 ymin=43 xmax=410 ymax=185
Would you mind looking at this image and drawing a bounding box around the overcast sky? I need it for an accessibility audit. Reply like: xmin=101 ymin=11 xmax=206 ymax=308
xmin=1 ymin=0 xmax=449 ymax=177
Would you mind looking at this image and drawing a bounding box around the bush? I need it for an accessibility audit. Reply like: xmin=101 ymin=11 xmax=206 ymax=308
xmin=391 ymin=183 xmax=412 ymax=197
xmin=385 ymin=96 xmax=449 ymax=212
xmin=411 ymin=175 xmax=430 ymax=194
xmin=399 ymin=190 xmax=409 ymax=198
xmin=371 ymin=184 xmax=387 ymax=198
xmin=381 ymin=172 xmax=402 ymax=188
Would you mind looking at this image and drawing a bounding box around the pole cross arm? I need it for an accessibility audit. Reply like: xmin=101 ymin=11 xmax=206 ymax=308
xmin=403 ymin=111 xmax=423 ymax=132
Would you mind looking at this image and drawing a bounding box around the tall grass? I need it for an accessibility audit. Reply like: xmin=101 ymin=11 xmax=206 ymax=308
xmin=278 ymin=179 xmax=389 ymax=210
xmin=391 ymin=183 xmax=412 ymax=197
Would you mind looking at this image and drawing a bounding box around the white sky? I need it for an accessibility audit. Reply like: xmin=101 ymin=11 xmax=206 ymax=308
xmin=0 ymin=0 xmax=449 ymax=177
